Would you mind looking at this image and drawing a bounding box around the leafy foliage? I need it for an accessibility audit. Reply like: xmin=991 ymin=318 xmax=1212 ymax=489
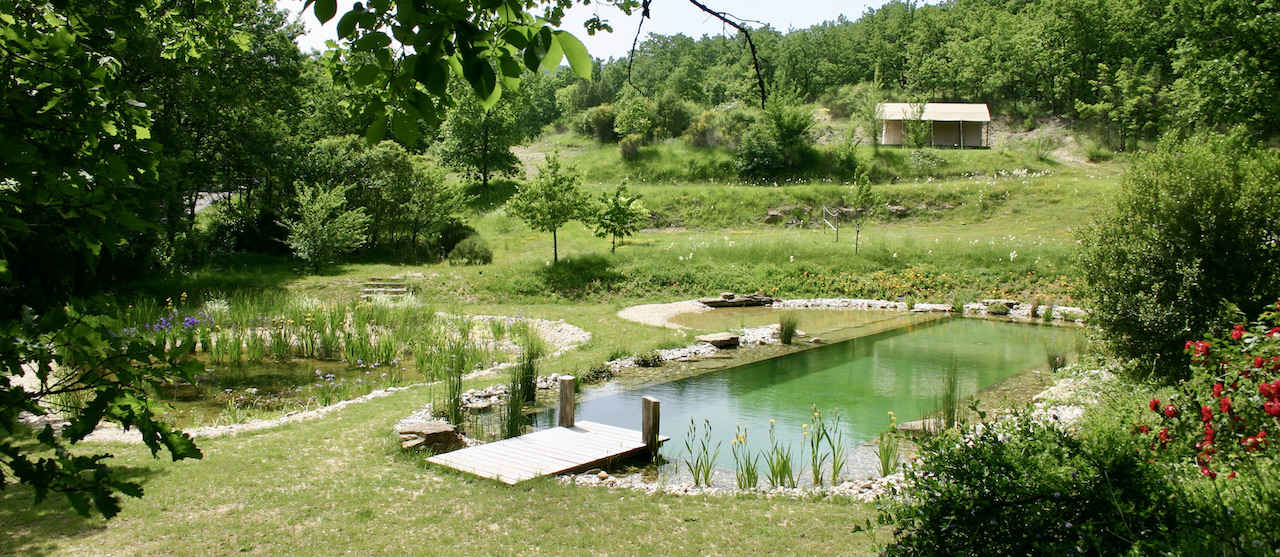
xmin=505 ymin=152 xmax=590 ymax=262
xmin=0 ymin=0 xmax=230 ymax=517
xmin=281 ymin=184 xmax=370 ymax=274
xmin=447 ymin=236 xmax=494 ymax=266
xmin=591 ymin=185 xmax=647 ymax=252
xmin=881 ymin=414 xmax=1177 ymax=556
xmin=1078 ymin=132 xmax=1280 ymax=379
xmin=436 ymin=94 xmax=522 ymax=187
xmin=316 ymin=0 xmax=630 ymax=146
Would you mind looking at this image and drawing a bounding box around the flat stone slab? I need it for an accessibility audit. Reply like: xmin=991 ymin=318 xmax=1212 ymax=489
xmin=696 ymin=333 xmax=740 ymax=349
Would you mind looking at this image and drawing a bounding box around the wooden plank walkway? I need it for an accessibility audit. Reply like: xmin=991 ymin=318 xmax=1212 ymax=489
xmin=427 ymin=421 xmax=668 ymax=484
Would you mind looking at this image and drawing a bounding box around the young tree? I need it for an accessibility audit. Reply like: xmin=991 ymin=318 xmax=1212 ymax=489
xmin=849 ymin=169 xmax=876 ymax=254
xmin=592 ymin=184 xmax=648 ymax=252
xmin=902 ymin=98 xmax=931 ymax=149
xmin=281 ymin=184 xmax=370 ymax=274
xmin=506 ymin=152 xmax=590 ymax=263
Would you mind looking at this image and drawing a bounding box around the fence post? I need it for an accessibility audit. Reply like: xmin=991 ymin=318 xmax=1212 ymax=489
xmin=641 ymin=396 xmax=660 ymax=455
xmin=558 ymin=376 xmax=576 ymax=427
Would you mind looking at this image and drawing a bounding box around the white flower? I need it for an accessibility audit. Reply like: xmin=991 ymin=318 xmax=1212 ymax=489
xmin=1009 ymin=250 xmax=1018 ymax=261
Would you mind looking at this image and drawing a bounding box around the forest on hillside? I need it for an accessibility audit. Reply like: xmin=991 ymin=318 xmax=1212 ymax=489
xmin=2 ymin=0 xmax=1276 ymax=311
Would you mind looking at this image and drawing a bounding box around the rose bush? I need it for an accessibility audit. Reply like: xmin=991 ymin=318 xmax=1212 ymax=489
xmin=1137 ymin=301 xmax=1280 ymax=479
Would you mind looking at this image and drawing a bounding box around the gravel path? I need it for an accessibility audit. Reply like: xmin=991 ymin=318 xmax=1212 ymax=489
xmin=615 ymin=300 xmax=710 ymax=329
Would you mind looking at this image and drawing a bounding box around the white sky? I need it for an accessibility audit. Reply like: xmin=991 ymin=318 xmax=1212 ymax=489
xmin=277 ymin=0 xmax=880 ymax=60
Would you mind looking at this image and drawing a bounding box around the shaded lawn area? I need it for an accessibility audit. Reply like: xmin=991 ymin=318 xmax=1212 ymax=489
xmin=0 ymin=384 xmax=886 ymax=556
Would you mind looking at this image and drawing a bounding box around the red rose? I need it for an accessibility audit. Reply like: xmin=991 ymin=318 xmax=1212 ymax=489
xmin=1138 ymin=424 xmax=1150 ymax=434
xmin=1213 ymin=383 xmax=1223 ymax=398
xmin=1220 ymin=397 xmax=1232 ymax=414
xmin=1201 ymin=405 xmax=1213 ymax=422
xmin=1195 ymin=341 xmax=1211 ymax=356
xmin=1265 ymin=400 xmax=1280 ymax=417
xmin=1159 ymin=427 xmax=1171 ymax=445
xmin=1150 ymin=398 xmax=1161 ymax=412
xmin=1231 ymin=325 xmax=1245 ymax=340
xmin=1201 ymin=467 xmax=1217 ymax=479
xmin=1164 ymin=404 xmax=1180 ymax=418
xmin=1255 ymin=356 xmax=1265 ymax=368
xmin=1185 ymin=340 xmax=1195 ymax=351
xmin=1270 ymin=327 xmax=1280 ymax=338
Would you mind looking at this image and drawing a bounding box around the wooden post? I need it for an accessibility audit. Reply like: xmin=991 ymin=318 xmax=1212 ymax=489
xmin=558 ymin=376 xmax=576 ymax=427
xmin=641 ymin=396 xmax=660 ymax=455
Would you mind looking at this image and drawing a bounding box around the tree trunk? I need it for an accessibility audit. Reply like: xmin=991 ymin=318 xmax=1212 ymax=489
xmin=552 ymin=228 xmax=558 ymax=263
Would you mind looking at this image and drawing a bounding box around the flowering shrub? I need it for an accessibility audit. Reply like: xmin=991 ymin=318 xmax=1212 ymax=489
xmin=1136 ymin=301 xmax=1280 ymax=479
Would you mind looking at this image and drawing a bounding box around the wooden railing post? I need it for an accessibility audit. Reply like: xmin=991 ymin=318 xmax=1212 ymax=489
xmin=558 ymin=376 xmax=576 ymax=427
xmin=641 ymin=396 xmax=660 ymax=455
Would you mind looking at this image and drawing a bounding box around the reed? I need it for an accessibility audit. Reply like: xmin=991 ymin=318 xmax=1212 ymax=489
xmin=779 ymin=313 xmax=799 ymax=345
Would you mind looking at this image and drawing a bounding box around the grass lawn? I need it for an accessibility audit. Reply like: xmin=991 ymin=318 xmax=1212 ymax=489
xmin=0 ymin=146 xmax=1125 ymax=556
xmin=0 ymin=384 xmax=887 ymax=556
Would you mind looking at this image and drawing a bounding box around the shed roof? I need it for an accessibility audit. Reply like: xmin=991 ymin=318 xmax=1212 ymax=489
xmin=877 ymin=103 xmax=991 ymax=122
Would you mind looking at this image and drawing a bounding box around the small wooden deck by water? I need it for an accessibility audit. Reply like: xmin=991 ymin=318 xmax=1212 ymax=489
xmin=427 ymin=420 xmax=668 ymax=484
xmin=427 ymin=377 xmax=666 ymax=484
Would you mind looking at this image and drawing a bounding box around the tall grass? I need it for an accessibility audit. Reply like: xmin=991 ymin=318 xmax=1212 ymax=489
xmin=779 ymin=313 xmax=799 ymax=345
xmin=1043 ymin=340 xmax=1069 ymax=374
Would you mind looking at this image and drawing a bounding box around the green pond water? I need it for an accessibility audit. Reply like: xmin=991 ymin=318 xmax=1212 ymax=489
xmin=563 ymin=315 xmax=1080 ymax=466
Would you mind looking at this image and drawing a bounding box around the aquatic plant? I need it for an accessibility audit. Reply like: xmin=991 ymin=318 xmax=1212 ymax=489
xmin=779 ymin=313 xmax=799 ymax=345
xmin=764 ymin=419 xmax=797 ymax=488
xmin=731 ymin=424 xmax=759 ymax=490
xmin=683 ymin=418 xmax=720 ymax=487
xmin=806 ymin=406 xmax=831 ymax=486
xmin=875 ymin=411 xmax=901 ymax=477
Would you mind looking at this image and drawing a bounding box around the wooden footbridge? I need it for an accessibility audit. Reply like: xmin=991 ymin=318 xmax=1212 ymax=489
xmin=427 ymin=377 xmax=667 ymax=484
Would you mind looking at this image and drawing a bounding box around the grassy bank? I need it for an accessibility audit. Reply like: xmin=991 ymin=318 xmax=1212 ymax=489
xmin=0 ymin=384 xmax=886 ymax=555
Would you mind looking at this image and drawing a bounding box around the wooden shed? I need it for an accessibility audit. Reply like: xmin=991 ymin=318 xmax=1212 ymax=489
xmin=878 ymin=103 xmax=991 ymax=148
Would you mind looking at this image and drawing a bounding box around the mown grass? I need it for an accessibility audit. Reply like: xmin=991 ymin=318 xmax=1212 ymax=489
xmin=0 ymin=386 xmax=887 ymax=556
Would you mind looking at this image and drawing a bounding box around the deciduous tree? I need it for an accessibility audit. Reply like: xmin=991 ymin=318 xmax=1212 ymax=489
xmin=506 ymin=152 xmax=590 ymax=262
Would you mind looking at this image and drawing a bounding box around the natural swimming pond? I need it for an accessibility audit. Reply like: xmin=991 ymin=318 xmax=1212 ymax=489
xmin=567 ymin=314 xmax=1080 ymax=466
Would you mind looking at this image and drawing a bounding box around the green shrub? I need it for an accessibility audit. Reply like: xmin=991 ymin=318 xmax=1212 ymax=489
xmin=1078 ymin=131 xmax=1280 ymax=380
xmin=446 ymin=235 xmax=493 ymax=266
xmin=986 ymin=302 xmax=1010 ymax=316
xmin=736 ymin=123 xmax=785 ymax=178
xmin=880 ymin=414 xmax=1178 ymax=556
xmin=618 ymin=133 xmax=643 ymax=161
xmin=580 ymin=364 xmax=614 ymax=383
xmin=633 ymin=349 xmax=663 ymax=367
xmin=1084 ymin=141 xmax=1114 ymax=162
